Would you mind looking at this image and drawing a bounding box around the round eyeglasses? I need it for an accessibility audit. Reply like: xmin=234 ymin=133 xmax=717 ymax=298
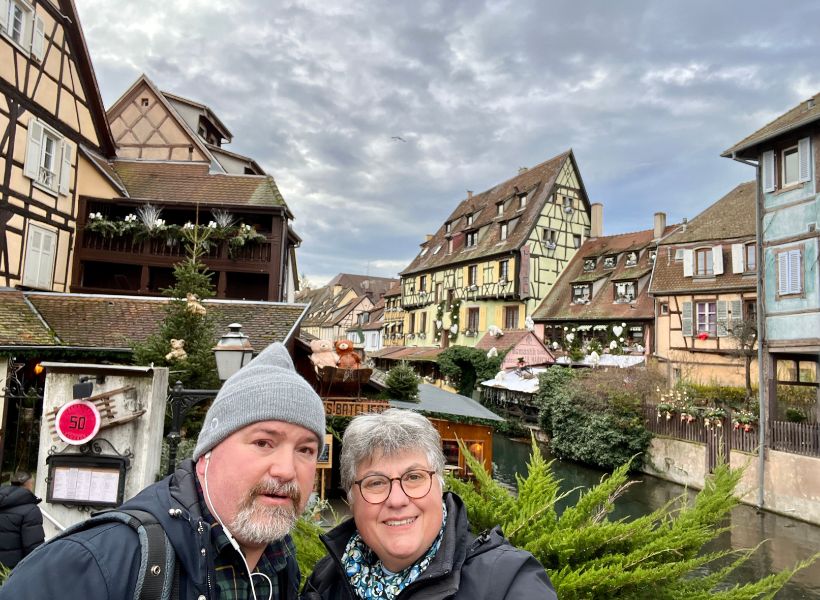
xmin=354 ymin=469 xmax=436 ymax=504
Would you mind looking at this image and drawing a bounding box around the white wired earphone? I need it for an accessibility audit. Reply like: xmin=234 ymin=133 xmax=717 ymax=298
xmin=203 ymin=451 xmax=273 ymax=600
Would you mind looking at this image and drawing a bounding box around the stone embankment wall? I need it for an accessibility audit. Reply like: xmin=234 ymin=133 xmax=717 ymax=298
xmin=643 ymin=437 xmax=820 ymax=525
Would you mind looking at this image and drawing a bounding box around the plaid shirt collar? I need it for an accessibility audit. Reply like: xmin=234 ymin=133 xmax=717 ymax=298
xmin=195 ymin=477 xmax=294 ymax=599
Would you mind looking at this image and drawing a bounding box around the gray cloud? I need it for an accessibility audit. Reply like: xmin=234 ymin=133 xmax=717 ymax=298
xmin=76 ymin=0 xmax=820 ymax=284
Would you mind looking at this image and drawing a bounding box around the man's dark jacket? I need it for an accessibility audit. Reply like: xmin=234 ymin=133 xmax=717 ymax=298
xmin=302 ymin=492 xmax=557 ymax=599
xmin=0 ymin=460 xmax=300 ymax=599
xmin=0 ymin=484 xmax=44 ymax=568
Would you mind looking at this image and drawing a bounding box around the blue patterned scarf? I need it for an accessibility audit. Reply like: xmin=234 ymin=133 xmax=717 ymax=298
xmin=341 ymin=503 xmax=447 ymax=600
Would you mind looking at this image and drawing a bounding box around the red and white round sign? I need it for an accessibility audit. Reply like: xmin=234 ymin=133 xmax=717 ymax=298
xmin=55 ymin=400 xmax=101 ymax=445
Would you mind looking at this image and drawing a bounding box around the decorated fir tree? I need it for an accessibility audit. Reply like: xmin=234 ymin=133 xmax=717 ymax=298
xmin=385 ymin=361 xmax=420 ymax=402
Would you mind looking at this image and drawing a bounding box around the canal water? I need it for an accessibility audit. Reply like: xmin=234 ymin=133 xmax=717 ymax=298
xmin=492 ymin=434 xmax=820 ymax=599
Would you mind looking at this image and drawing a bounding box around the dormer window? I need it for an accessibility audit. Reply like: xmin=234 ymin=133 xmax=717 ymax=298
xmin=782 ymin=145 xmax=800 ymax=187
xmin=695 ymin=248 xmax=713 ymax=276
xmin=572 ymin=284 xmax=592 ymax=304
xmin=649 ymin=250 xmax=657 ymax=262
xmin=419 ymin=247 xmax=428 ymax=257
xmin=603 ymin=255 xmax=617 ymax=269
xmin=465 ymin=231 xmax=477 ymax=247
xmin=518 ymin=193 xmax=528 ymax=209
xmin=432 ymin=244 xmax=442 ymax=255
xmin=497 ymin=202 xmax=504 ymax=216
xmin=625 ymin=252 xmax=638 ymax=267
xmin=466 ymin=213 xmax=473 ymax=227
xmin=583 ymin=258 xmax=596 ymax=272
xmin=445 ymin=222 xmax=452 ymax=234
xmin=500 ymin=222 xmax=508 ymax=240
xmin=614 ymin=281 xmax=636 ymax=303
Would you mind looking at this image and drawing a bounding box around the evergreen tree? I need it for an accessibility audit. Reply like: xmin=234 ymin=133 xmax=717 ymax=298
xmin=385 ymin=361 xmax=420 ymax=402
xmin=446 ymin=438 xmax=818 ymax=599
xmin=132 ymin=227 xmax=220 ymax=390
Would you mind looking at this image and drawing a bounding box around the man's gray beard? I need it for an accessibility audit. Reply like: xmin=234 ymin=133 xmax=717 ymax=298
xmin=229 ymin=479 xmax=302 ymax=546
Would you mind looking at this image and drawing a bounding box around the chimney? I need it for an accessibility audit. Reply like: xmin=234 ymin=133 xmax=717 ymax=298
xmin=467 ymin=190 xmax=473 ymax=199
xmin=518 ymin=166 xmax=528 ymax=175
xmin=425 ymin=234 xmax=433 ymax=242
xmin=653 ymin=212 xmax=667 ymax=240
xmin=681 ymin=217 xmax=688 ymax=232
xmin=808 ymin=98 xmax=816 ymax=110
xmin=590 ymin=203 xmax=603 ymax=238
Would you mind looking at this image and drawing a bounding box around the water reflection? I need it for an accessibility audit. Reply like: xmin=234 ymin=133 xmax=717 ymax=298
xmin=492 ymin=434 xmax=820 ymax=599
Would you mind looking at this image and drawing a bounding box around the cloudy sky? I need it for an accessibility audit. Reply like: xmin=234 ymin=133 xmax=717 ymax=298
xmin=75 ymin=0 xmax=820 ymax=286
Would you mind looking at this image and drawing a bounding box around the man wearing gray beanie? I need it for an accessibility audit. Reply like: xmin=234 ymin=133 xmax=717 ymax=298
xmin=2 ymin=342 xmax=325 ymax=600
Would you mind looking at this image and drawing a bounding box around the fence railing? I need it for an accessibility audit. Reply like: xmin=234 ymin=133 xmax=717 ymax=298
xmin=644 ymin=404 xmax=820 ymax=458
xmin=770 ymin=420 xmax=820 ymax=457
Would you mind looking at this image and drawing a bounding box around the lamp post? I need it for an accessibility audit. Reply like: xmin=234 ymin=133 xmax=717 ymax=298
xmin=165 ymin=324 xmax=254 ymax=476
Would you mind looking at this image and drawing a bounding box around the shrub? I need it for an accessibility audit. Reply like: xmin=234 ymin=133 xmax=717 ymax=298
xmin=785 ymin=407 xmax=808 ymax=423
xmin=445 ymin=438 xmax=818 ymax=599
xmin=385 ymin=361 xmax=420 ymax=402
xmin=438 ymin=346 xmax=501 ymax=397
xmin=537 ymin=367 xmax=660 ymax=470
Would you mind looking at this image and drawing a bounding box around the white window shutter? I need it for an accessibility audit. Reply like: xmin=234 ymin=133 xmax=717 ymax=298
xmin=730 ymin=299 xmax=743 ymax=331
xmin=798 ymin=137 xmax=811 ymax=183
xmin=31 ymin=14 xmax=45 ymax=62
xmin=681 ymin=302 xmax=693 ymax=337
xmin=716 ymin=301 xmax=728 ymax=337
xmin=777 ymin=252 xmax=789 ymax=294
xmin=789 ymin=249 xmax=802 ymax=294
xmin=59 ymin=141 xmax=72 ymax=195
xmin=682 ymin=249 xmax=693 ymax=277
xmin=731 ymin=244 xmax=744 ymax=274
xmin=22 ymin=228 xmax=42 ymax=287
xmin=712 ymin=245 xmax=724 ymax=275
xmin=762 ymin=150 xmax=775 ymax=192
xmin=24 ymin=119 xmax=43 ymax=180
xmin=0 ymin=0 xmax=9 ymax=33
xmin=37 ymin=229 xmax=55 ymax=289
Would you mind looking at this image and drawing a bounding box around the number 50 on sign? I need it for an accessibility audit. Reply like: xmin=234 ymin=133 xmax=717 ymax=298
xmin=55 ymin=400 xmax=101 ymax=445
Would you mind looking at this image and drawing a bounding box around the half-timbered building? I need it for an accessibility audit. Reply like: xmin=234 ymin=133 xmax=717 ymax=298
xmin=400 ymin=150 xmax=595 ymax=348
xmin=649 ymin=182 xmax=758 ymax=386
xmin=1 ymin=0 xmax=116 ymax=292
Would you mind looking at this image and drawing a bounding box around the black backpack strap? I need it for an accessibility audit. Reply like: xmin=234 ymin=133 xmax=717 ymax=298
xmin=119 ymin=509 xmax=177 ymax=600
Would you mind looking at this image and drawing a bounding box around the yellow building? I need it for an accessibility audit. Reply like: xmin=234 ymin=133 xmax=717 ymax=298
xmin=0 ymin=0 xmax=117 ymax=292
xmin=400 ymin=150 xmax=595 ymax=348
xmin=650 ymin=182 xmax=758 ymax=386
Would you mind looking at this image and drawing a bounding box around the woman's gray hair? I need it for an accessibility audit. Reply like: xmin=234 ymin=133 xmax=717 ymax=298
xmin=341 ymin=408 xmax=445 ymax=501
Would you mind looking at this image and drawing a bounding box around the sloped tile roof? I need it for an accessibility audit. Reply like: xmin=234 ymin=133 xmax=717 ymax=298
xmin=0 ymin=290 xmax=56 ymax=346
xmin=532 ymin=227 xmax=668 ymax=322
xmin=19 ymin=293 xmax=307 ymax=350
xmin=474 ymin=329 xmax=532 ymax=352
xmin=401 ymin=151 xmax=577 ymax=276
xmin=662 ymin=181 xmax=756 ymax=245
xmin=649 ymin=247 xmax=756 ymax=295
xmin=112 ymin=161 xmax=288 ymax=209
xmin=723 ymin=93 xmax=820 ymax=158
xmin=300 ymin=274 xmax=398 ymax=328
xmin=327 ymin=274 xmax=398 ymax=298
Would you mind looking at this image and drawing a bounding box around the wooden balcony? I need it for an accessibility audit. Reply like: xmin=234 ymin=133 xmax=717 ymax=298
xmin=76 ymin=230 xmax=274 ymax=270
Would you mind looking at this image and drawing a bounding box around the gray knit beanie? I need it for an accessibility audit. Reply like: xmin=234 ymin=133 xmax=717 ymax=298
xmin=193 ymin=342 xmax=325 ymax=461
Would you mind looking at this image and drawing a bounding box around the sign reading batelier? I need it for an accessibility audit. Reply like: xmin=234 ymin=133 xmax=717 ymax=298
xmin=55 ymin=400 xmax=101 ymax=445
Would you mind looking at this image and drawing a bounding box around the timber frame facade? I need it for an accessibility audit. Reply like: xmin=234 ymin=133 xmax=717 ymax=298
xmin=0 ymin=0 xmax=115 ymax=292
xmin=399 ymin=151 xmax=594 ymax=348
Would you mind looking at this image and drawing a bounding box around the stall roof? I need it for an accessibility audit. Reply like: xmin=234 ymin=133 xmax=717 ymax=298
xmin=389 ymin=383 xmax=504 ymax=422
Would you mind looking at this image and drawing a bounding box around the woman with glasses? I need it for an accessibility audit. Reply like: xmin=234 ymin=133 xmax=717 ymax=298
xmin=302 ymin=409 xmax=556 ymax=599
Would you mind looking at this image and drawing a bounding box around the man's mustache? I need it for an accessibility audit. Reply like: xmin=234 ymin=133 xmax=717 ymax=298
xmin=249 ymin=479 xmax=301 ymax=507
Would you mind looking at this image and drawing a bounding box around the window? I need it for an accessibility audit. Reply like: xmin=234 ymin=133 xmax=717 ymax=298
xmin=24 ymin=119 xmax=72 ymax=195
xmin=504 ymin=306 xmax=519 ymax=329
xmin=500 ymin=221 xmax=508 ymax=240
xmin=467 ymin=265 xmax=477 ymax=287
xmin=573 ymin=234 xmax=582 ymax=249
xmin=419 ymin=275 xmax=427 ymax=293
xmin=496 ymin=202 xmax=504 ymax=216
xmin=467 ymin=307 xmax=479 ymax=332
xmin=777 ymin=248 xmax=802 ymax=295
xmin=696 ymin=302 xmax=717 ymax=337
xmin=498 ymin=260 xmax=509 ymax=282
xmin=447 ymin=239 xmax=453 ymax=254
xmin=624 ymin=252 xmax=638 ymax=267
xmin=603 ymin=255 xmax=617 ymax=269
xmin=432 ymin=244 xmax=442 ymax=255
xmin=419 ymin=312 xmax=427 ymax=335
xmin=22 ymin=224 xmax=56 ymax=289
xmin=408 ymin=312 xmax=416 ymax=333
xmin=572 ymin=284 xmax=591 ymax=304
xmin=543 ymin=228 xmax=558 ymax=248
xmin=563 ymin=196 xmax=573 ymax=214
xmin=782 ymin=146 xmax=799 ymax=187
xmin=445 ymin=222 xmax=451 ymax=234
xmin=583 ymin=258 xmax=596 ymax=272
xmin=465 ymin=231 xmax=477 ymax=247
xmin=614 ymin=281 xmax=636 ymax=303
xmin=744 ymin=300 xmax=757 ymax=323
xmin=695 ymin=248 xmax=713 ymax=276
xmin=419 ymin=247 xmax=428 ymax=257
xmin=2 ymin=1 xmax=45 ymax=60
xmin=518 ymin=193 xmax=527 ymax=209
xmin=649 ymin=250 xmax=657 ymax=262
xmin=466 ymin=213 xmax=473 ymax=227
xmin=660 ymin=302 xmax=669 ymax=315
xmin=744 ymin=243 xmax=756 ymax=272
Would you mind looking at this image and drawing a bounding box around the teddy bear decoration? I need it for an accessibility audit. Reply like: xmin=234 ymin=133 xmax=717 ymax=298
xmin=165 ymin=338 xmax=187 ymax=362
xmin=309 ymin=339 xmax=339 ymax=372
xmin=334 ymin=339 xmax=361 ymax=370
xmin=186 ymin=293 xmax=206 ymax=316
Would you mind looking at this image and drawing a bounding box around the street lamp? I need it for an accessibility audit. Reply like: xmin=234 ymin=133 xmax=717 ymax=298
xmin=166 ymin=323 xmax=254 ymax=475
xmin=213 ymin=323 xmax=254 ymax=381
